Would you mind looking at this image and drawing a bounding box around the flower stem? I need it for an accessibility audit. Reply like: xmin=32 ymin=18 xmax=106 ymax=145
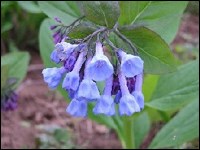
xmin=124 ymin=117 xmax=135 ymax=149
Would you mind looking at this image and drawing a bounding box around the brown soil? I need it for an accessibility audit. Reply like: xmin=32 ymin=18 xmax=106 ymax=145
xmin=1 ymin=13 xmax=199 ymax=149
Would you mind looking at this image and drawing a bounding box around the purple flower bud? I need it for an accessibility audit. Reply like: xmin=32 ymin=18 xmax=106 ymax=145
xmin=111 ymin=75 xmax=120 ymax=95
xmin=93 ymin=75 xmax=115 ymax=116
xmin=54 ymin=17 xmax=62 ymax=23
xmin=87 ymin=42 xmax=114 ymax=81
xmin=1 ymin=92 xmax=18 ymax=111
xmin=62 ymin=51 xmax=86 ymax=91
xmin=66 ymin=97 xmax=87 ymax=117
xmin=118 ymin=50 xmax=144 ymax=77
xmin=77 ymin=58 xmax=100 ymax=100
xmin=50 ymin=25 xmax=57 ymax=30
xmin=42 ymin=67 xmax=66 ymax=89
xmin=118 ymin=70 xmax=140 ymax=116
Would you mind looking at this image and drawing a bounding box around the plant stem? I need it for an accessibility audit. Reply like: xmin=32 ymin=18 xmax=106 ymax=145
xmin=124 ymin=117 xmax=135 ymax=149
xmin=114 ymin=29 xmax=138 ymax=55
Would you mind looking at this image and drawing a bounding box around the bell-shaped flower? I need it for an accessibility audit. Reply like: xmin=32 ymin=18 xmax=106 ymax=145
xmin=118 ymin=50 xmax=144 ymax=77
xmin=118 ymin=70 xmax=140 ymax=116
xmin=66 ymin=97 xmax=87 ymax=117
xmin=132 ymin=74 xmax=144 ymax=110
xmin=50 ymin=50 xmax=60 ymax=64
xmin=93 ymin=75 xmax=115 ymax=116
xmin=42 ymin=67 xmax=66 ymax=89
xmin=62 ymin=51 xmax=86 ymax=91
xmin=77 ymin=58 xmax=100 ymax=100
xmin=87 ymin=42 xmax=114 ymax=81
xmin=55 ymin=42 xmax=78 ymax=61
xmin=64 ymin=51 xmax=78 ymax=72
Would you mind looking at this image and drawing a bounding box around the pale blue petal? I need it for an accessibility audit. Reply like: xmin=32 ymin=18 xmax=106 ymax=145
xmin=62 ymin=71 xmax=80 ymax=91
xmin=50 ymin=50 xmax=60 ymax=64
xmin=119 ymin=94 xmax=140 ymax=116
xmin=132 ymin=91 xmax=144 ymax=110
xmin=87 ymin=55 xmax=114 ymax=81
xmin=93 ymin=95 xmax=115 ymax=116
xmin=77 ymin=79 xmax=100 ymax=100
xmin=66 ymin=98 xmax=87 ymax=117
xmin=121 ymin=55 xmax=144 ymax=77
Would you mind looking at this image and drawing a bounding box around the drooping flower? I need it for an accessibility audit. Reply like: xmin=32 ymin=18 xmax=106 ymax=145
xmin=87 ymin=42 xmax=114 ymax=81
xmin=66 ymin=97 xmax=88 ymax=117
xmin=64 ymin=51 xmax=78 ymax=72
xmin=1 ymin=91 xmax=18 ymax=111
xmin=77 ymin=58 xmax=100 ymax=100
xmin=118 ymin=49 xmax=144 ymax=77
xmin=42 ymin=67 xmax=66 ymax=89
xmin=55 ymin=42 xmax=78 ymax=61
xmin=50 ymin=50 xmax=60 ymax=64
xmin=118 ymin=70 xmax=140 ymax=116
xmin=93 ymin=75 xmax=115 ymax=116
xmin=62 ymin=51 xmax=86 ymax=91
xmin=132 ymin=73 xmax=144 ymax=110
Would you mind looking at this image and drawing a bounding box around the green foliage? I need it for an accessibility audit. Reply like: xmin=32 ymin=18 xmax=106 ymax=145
xmin=146 ymin=60 xmax=199 ymax=111
xmin=78 ymin=1 xmax=120 ymax=28
xmin=120 ymin=27 xmax=177 ymax=74
xmin=149 ymin=100 xmax=199 ymax=148
xmin=1 ymin=52 xmax=30 ymax=90
xmin=17 ymin=1 xmax=41 ymax=13
xmin=118 ymin=1 xmax=188 ymax=44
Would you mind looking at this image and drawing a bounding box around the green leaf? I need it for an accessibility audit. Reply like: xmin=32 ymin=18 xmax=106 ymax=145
xmin=38 ymin=1 xmax=78 ymax=25
xmin=149 ymin=100 xmax=199 ymax=148
xmin=1 ymin=51 xmax=30 ymax=89
xmin=1 ymin=64 xmax=9 ymax=90
xmin=18 ymin=1 xmax=42 ymax=13
xmin=1 ymin=21 xmax=13 ymax=34
xmin=146 ymin=60 xmax=199 ymax=111
xmin=133 ymin=112 xmax=151 ymax=148
xmin=78 ymin=1 xmax=120 ymax=28
xmin=120 ymin=27 xmax=177 ymax=74
xmin=68 ymin=22 xmax=97 ymax=39
xmin=119 ymin=1 xmax=188 ymax=44
xmin=118 ymin=1 xmax=150 ymax=25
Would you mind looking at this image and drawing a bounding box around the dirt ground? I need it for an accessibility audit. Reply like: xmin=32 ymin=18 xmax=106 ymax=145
xmin=1 ymin=13 xmax=199 ymax=149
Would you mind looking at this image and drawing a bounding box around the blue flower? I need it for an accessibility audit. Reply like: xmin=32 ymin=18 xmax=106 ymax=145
xmin=118 ymin=71 xmax=140 ymax=116
xmin=62 ymin=51 xmax=86 ymax=91
xmin=66 ymin=97 xmax=87 ymax=117
xmin=93 ymin=75 xmax=115 ymax=116
xmin=42 ymin=67 xmax=66 ymax=89
xmin=55 ymin=42 xmax=78 ymax=61
xmin=50 ymin=50 xmax=60 ymax=64
xmin=87 ymin=42 xmax=114 ymax=81
xmin=118 ymin=50 xmax=143 ymax=77
xmin=132 ymin=74 xmax=144 ymax=110
xmin=64 ymin=52 xmax=78 ymax=71
xmin=77 ymin=58 xmax=100 ymax=100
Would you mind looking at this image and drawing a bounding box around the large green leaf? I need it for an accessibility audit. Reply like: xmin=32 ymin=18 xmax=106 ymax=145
xmin=120 ymin=27 xmax=177 ymax=74
xmin=133 ymin=112 xmax=151 ymax=148
xmin=1 ymin=51 xmax=30 ymax=89
xmin=118 ymin=1 xmax=150 ymax=25
xmin=18 ymin=1 xmax=41 ymax=13
xmin=78 ymin=1 xmax=120 ymax=28
xmin=38 ymin=1 xmax=78 ymax=25
xmin=149 ymin=100 xmax=199 ymax=148
xmin=68 ymin=22 xmax=97 ymax=39
xmin=119 ymin=1 xmax=188 ymax=44
xmin=146 ymin=60 xmax=199 ymax=111
xmin=1 ymin=64 xmax=9 ymax=90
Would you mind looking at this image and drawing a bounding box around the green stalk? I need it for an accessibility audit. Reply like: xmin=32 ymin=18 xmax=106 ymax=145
xmin=124 ymin=117 xmax=135 ymax=149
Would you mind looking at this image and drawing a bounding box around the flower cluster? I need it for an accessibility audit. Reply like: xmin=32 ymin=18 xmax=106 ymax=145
xmin=42 ymin=39 xmax=144 ymax=117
